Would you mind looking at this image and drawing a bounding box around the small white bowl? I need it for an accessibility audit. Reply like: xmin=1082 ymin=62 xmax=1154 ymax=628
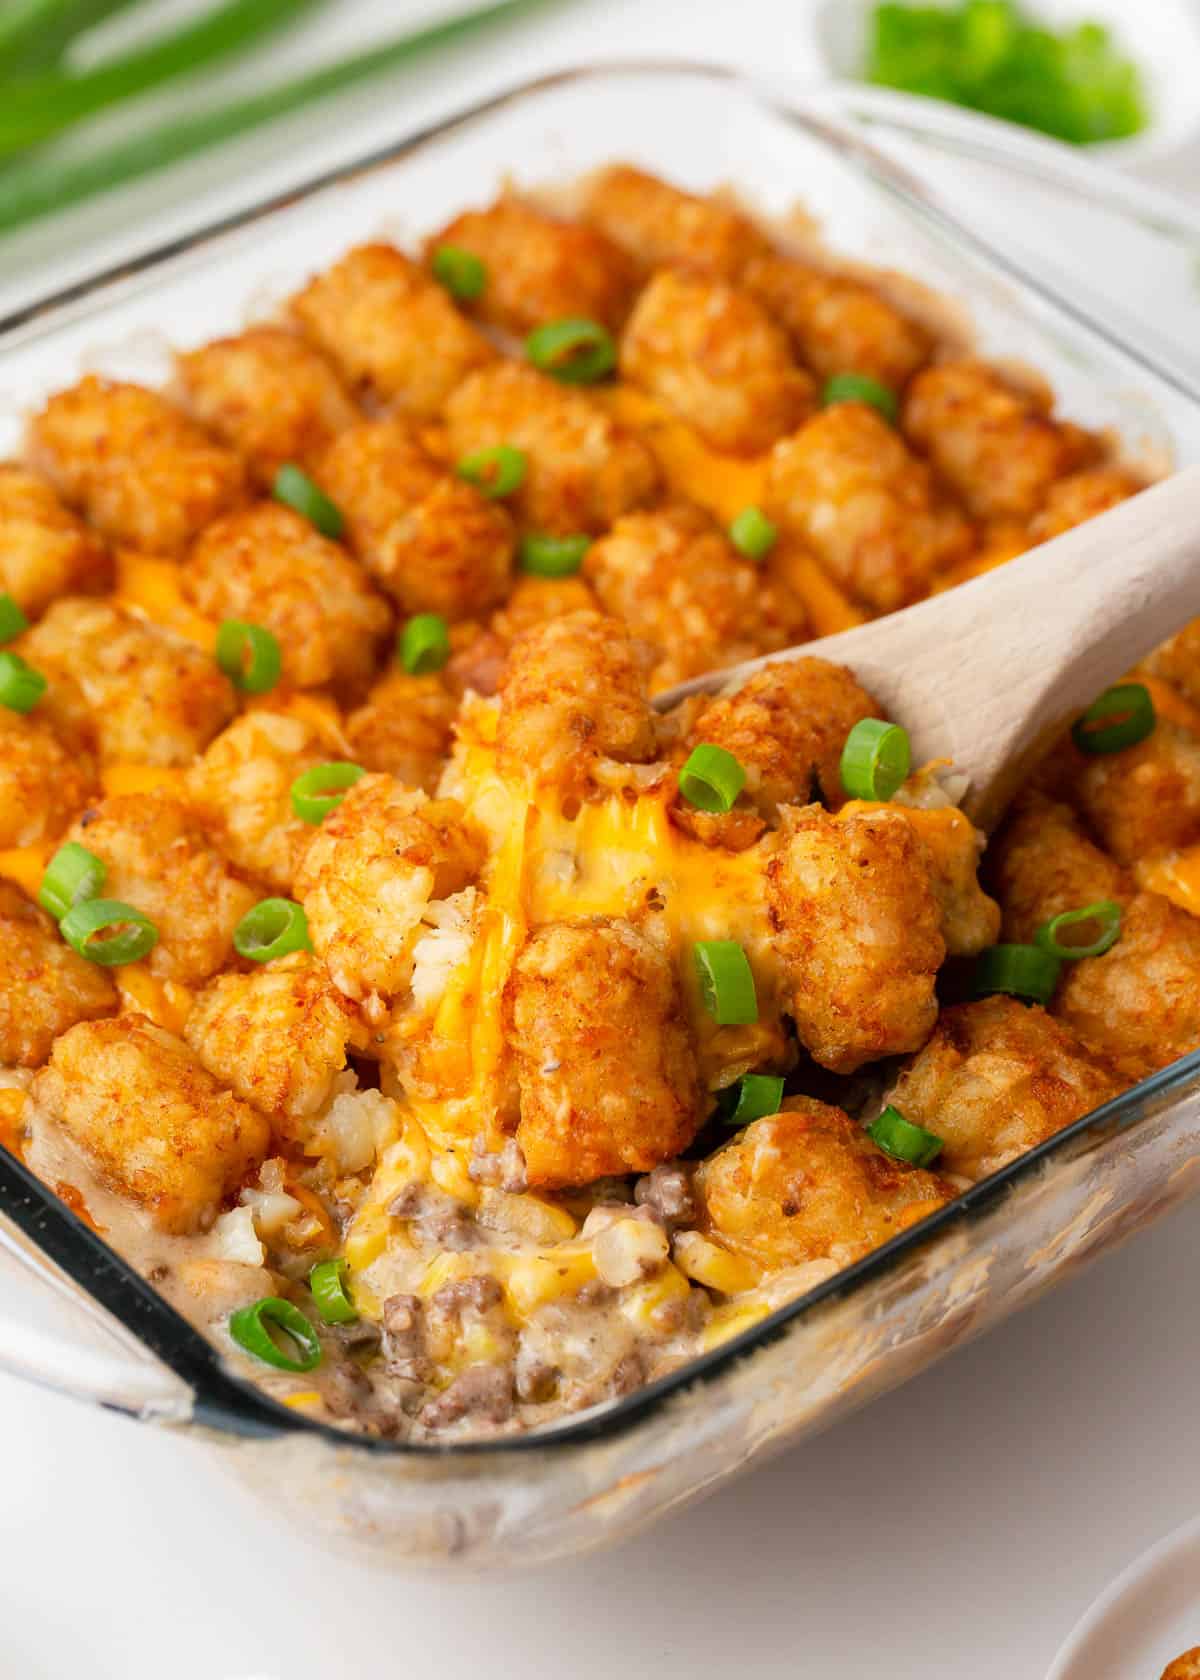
xmin=813 ymin=0 xmax=1200 ymax=168
xmin=1046 ymin=1513 xmax=1200 ymax=1680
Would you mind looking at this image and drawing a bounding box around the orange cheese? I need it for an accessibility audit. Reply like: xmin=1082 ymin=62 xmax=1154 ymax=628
xmin=115 ymin=551 xmax=216 ymax=650
xmin=115 ymin=964 xmax=194 ymax=1034
xmin=0 ymin=1089 xmax=27 ymax=1159
xmin=0 ymin=845 xmax=50 ymax=896
xmin=101 ymin=764 xmax=187 ymax=798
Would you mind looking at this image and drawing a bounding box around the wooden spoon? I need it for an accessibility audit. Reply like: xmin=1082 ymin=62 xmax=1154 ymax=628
xmin=655 ymin=465 xmax=1200 ymax=832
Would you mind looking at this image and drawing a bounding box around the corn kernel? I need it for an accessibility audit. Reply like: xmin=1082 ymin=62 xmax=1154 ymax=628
xmin=619 ymin=1260 xmax=691 ymax=1333
xmin=699 ymin=1297 xmax=771 ymax=1352
xmin=478 ymin=1186 xmax=577 ymax=1243
xmin=501 ymin=1244 xmax=596 ymax=1318
xmin=673 ymin=1230 xmax=760 ymax=1295
xmin=592 ymin=1218 xmax=669 ymax=1288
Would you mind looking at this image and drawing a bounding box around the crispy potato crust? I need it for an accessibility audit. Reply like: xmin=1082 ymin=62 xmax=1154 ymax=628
xmin=582 ymin=165 xmax=768 ymax=279
xmin=505 ymin=917 xmax=704 ymax=1187
xmin=1143 ymin=618 xmax=1200 ymax=709
xmin=32 ymin=1016 xmax=268 ymax=1233
xmin=0 ymin=883 xmax=117 ymax=1068
xmin=767 ymin=803 xmax=944 ymax=1072
xmin=0 ymin=709 xmax=96 ymax=847
xmin=0 ymin=464 xmax=111 ymax=617
xmin=345 ymin=669 xmax=457 ymax=792
xmin=697 ymin=1097 xmax=949 ymax=1268
xmin=744 ymin=254 xmax=933 ymax=389
xmin=884 ymin=996 xmax=1120 ymax=1180
xmin=1064 ymin=717 xmax=1200 ymax=866
xmin=1027 ymin=466 xmax=1141 ymax=545
xmin=988 ymin=790 xmax=1126 ymax=944
xmin=29 ymin=376 xmax=245 ymax=555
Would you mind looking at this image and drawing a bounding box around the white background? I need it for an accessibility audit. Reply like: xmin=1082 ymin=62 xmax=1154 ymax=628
xmin=4 ymin=4 xmax=1200 ymax=1676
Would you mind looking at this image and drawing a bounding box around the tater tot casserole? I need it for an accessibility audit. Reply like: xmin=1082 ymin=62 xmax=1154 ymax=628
xmin=2 ymin=160 xmax=1196 ymax=1444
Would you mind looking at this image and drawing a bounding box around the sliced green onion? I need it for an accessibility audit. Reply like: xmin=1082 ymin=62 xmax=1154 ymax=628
xmin=399 ymin=613 xmax=451 ymax=676
xmin=679 ymin=744 xmax=747 ymax=814
xmin=431 ymin=242 xmax=487 ymax=301
xmin=456 ymin=443 xmax=526 ymax=500
xmin=0 ymin=651 xmax=46 ymax=713
xmin=0 ymin=593 xmax=28 ymax=643
xmin=37 ymin=842 xmax=106 ymax=921
xmin=722 ymin=1073 xmax=785 ymax=1126
xmin=821 ymin=372 xmax=898 ymax=424
xmin=694 ymin=940 xmax=758 ymax=1026
xmin=234 ymin=897 xmax=311 ymax=963
xmin=309 ymin=1258 xmax=358 ymax=1325
xmin=526 ymin=317 xmax=616 ymax=385
xmin=518 ymin=532 xmax=590 ymax=577
xmin=215 ymin=619 xmax=281 ymax=695
xmin=273 ymin=463 xmax=344 ymax=538
xmin=840 ymin=717 xmax=911 ymax=801
xmin=728 ymin=506 xmax=777 ymax=561
xmin=228 ymin=1296 xmax=322 ymax=1373
xmin=868 ymin=1105 xmax=943 ymax=1168
xmin=972 ymin=942 xmax=1062 ymax=1006
xmin=1071 ymin=683 xmax=1156 ymax=755
xmin=1034 ymin=900 xmax=1122 ymax=960
xmin=59 ymin=898 xmax=157 ymax=966
xmin=290 ymin=761 xmax=365 ymax=824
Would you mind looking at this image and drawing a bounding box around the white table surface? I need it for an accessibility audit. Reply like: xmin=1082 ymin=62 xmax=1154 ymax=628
xmin=4 ymin=5 xmax=1200 ymax=1676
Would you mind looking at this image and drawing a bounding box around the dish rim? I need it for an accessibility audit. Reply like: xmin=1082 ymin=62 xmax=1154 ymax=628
xmin=4 ymin=56 xmax=1200 ymax=1460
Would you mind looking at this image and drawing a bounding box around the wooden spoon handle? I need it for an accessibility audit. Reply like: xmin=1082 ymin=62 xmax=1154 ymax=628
xmin=658 ymin=466 xmax=1200 ymax=831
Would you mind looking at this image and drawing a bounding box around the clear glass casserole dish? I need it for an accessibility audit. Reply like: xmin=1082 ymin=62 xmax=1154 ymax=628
xmin=4 ymin=60 xmax=1200 ymax=1567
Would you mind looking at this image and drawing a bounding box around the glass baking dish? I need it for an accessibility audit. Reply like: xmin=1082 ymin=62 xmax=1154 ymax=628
xmin=4 ymin=61 xmax=1200 ymax=1568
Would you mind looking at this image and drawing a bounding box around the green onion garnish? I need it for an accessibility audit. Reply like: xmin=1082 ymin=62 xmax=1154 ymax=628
xmin=290 ymin=761 xmax=365 ymax=824
xmin=0 ymin=651 xmax=46 ymax=713
xmin=0 ymin=593 xmax=28 ymax=644
xmin=1071 ymin=683 xmax=1156 ymax=755
xmin=518 ymin=532 xmax=590 ymax=577
xmin=868 ymin=1104 xmax=943 ymax=1168
xmin=273 ymin=463 xmax=344 ymax=539
xmin=972 ymin=942 xmax=1062 ymax=1006
xmin=59 ymin=898 xmax=158 ymax=966
xmin=1034 ymin=899 xmax=1122 ymax=960
xmin=694 ymin=940 xmax=758 ymax=1026
xmin=234 ymin=897 xmax=311 ymax=964
xmin=456 ymin=443 xmax=526 ymax=500
xmin=526 ymin=317 xmax=617 ymax=385
xmin=722 ymin=1073 xmax=785 ymax=1126
xmin=37 ymin=842 xmax=106 ymax=922
xmin=431 ymin=243 xmax=487 ymax=302
xmin=840 ymin=717 xmax=911 ymax=801
xmin=400 ymin=613 xmax=451 ymax=676
xmin=215 ymin=619 xmax=282 ymax=695
xmin=728 ymin=506 xmax=778 ymax=561
xmin=821 ymin=372 xmax=898 ymax=424
xmin=228 ymin=1296 xmax=322 ymax=1373
xmin=309 ymin=1258 xmax=358 ymax=1325
xmin=679 ymin=744 xmax=747 ymax=814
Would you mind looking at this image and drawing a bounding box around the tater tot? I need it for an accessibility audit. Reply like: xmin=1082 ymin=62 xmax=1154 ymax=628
xmin=0 ymin=464 xmax=110 ymax=618
xmin=32 ymin=1016 xmax=268 ymax=1233
xmin=0 ymin=710 xmax=96 ymax=847
xmin=1026 ymin=466 xmax=1142 ymax=545
xmin=426 ymin=198 xmax=637 ymax=336
xmin=290 ymin=242 xmax=494 ymax=417
xmin=185 ymin=953 xmax=365 ymax=1142
xmin=185 ymin=504 xmax=390 ymax=690
xmin=766 ymin=803 xmax=944 ymax=1072
xmin=188 ymin=706 xmax=339 ymax=892
xmin=345 ymin=669 xmax=456 ymax=791
xmin=1143 ymin=620 xmax=1200 ymax=709
xmin=902 ymin=360 xmax=1091 ymax=523
xmin=488 ymin=573 xmax=600 ymax=643
xmin=743 ymin=254 xmax=933 ymax=390
xmin=619 ymin=270 xmax=815 ymax=456
xmin=696 ymin=1097 xmax=949 ymax=1270
xmin=315 ymin=418 xmax=513 ymax=619
xmin=581 ymin=165 xmax=768 ymax=278
xmin=504 ymin=917 xmax=704 ymax=1187
xmin=765 ymin=403 xmax=973 ymax=612
xmin=29 ymin=376 xmax=245 ymax=555
xmin=495 ymin=611 xmax=657 ymax=793
xmin=294 ymin=777 xmax=483 ymax=1014
xmin=19 ymin=598 xmax=235 ymax=766
xmin=1065 ymin=716 xmax=1200 ymax=865
xmin=988 ymin=790 xmax=1125 ymax=943
xmin=881 ymin=803 xmax=1001 ymax=957
xmin=583 ymin=503 xmax=802 ymax=693
xmin=443 ymin=362 xmax=660 ymax=536
xmin=175 ymin=326 xmax=358 ymax=487
xmin=883 ymin=996 xmax=1120 ymax=1181
xmin=69 ymin=793 xmax=258 ymax=985
xmin=0 ymin=882 xmax=116 ymax=1067
xmin=671 ymin=657 xmax=881 ymax=849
